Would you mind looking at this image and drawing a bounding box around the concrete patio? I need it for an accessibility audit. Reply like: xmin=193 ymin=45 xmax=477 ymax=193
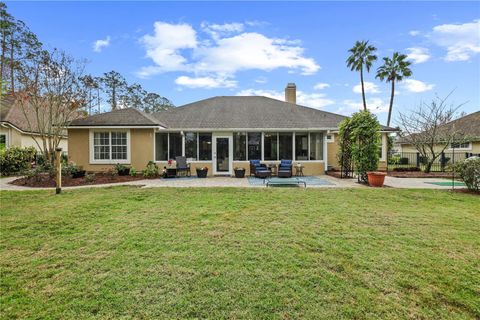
xmin=0 ymin=175 xmax=468 ymax=191
xmin=1 ymin=175 xmax=363 ymax=191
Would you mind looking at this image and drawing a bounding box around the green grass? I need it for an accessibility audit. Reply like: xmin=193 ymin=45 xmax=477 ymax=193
xmin=1 ymin=187 xmax=479 ymax=319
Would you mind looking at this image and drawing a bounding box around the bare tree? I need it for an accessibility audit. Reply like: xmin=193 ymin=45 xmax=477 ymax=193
xmin=397 ymin=93 xmax=465 ymax=173
xmin=14 ymin=49 xmax=89 ymax=165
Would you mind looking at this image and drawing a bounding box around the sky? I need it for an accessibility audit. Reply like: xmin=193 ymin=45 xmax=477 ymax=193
xmin=6 ymin=1 xmax=480 ymax=125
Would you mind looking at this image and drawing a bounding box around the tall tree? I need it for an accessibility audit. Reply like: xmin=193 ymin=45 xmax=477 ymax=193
xmin=376 ymin=52 xmax=412 ymax=127
xmin=15 ymin=49 xmax=90 ymax=165
xmin=142 ymin=92 xmax=174 ymax=113
xmin=99 ymin=70 xmax=126 ymax=110
xmin=0 ymin=3 xmax=42 ymax=93
xmin=346 ymin=40 xmax=377 ymax=111
xmin=121 ymin=83 xmax=146 ymax=109
xmin=79 ymin=74 xmax=100 ymax=115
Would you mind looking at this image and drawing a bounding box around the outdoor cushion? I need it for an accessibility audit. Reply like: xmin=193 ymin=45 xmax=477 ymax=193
xmin=250 ymin=160 xmax=261 ymax=166
xmin=280 ymin=160 xmax=292 ymax=166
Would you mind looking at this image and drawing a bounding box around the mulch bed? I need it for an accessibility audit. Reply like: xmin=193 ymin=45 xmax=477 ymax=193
xmin=10 ymin=173 xmax=146 ymax=188
xmin=387 ymin=171 xmax=454 ymax=178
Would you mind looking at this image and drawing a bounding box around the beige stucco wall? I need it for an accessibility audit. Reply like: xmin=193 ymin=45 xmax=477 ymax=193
xmin=400 ymin=142 xmax=480 ymax=154
xmin=68 ymin=128 xmax=154 ymax=172
xmin=0 ymin=125 xmax=68 ymax=152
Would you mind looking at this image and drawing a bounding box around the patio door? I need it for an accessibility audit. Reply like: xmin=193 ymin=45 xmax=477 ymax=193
xmin=213 ymin=134 xmax=232 ymax=175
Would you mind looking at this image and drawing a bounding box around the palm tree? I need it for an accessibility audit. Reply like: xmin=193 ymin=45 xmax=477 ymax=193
xmin=376 ymin=52 xmax=412 ymax=127
xmin=346 ymin=40 xmax=377 ymax=111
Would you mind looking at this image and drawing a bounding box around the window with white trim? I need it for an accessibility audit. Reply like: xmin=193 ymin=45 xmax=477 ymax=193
xmin=93 ymin=131 xmax=128 ymax=161
xmin=450 ymin=142 xmax=470 ymax=150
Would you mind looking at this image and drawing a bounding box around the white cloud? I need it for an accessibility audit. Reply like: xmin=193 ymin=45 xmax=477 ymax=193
xmin=406 ymin=47 xmax=431 ymax=64
xmin=336 ymin=98 xmax=389 ymax=115
xmin=93 ymin=36 xmax=110 ymax=52
xmin=313 ymin=82 xmax=330 ymax=90
xmin=430 ymin=20 xmax=480 ymax=61
xmin=236 ymin=89 xmax=334 ymax=110
xmin=402 ymin=79 xmax=435 ymax=92
xmin=175 ymin=76 xmax=237 ymax=89
xmin=193 ymin=32 xmax=319 ymax=75
xmin=353 ymin=81 xmax=380 ymax=94
xmin=138 ymin=21 xmax=320 ymax=85
xmin=139 ymin=22 xmax=197 ymax=75
xmin=409 ymin=30 xmax=421 ymax=36
xmin=201 ymin=22 xmax=244 ymax=40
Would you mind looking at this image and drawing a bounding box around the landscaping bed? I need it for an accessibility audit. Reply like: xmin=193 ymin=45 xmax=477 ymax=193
xmin=10 ymin=172 xmax=145 ymax=188
xmin=387 ymin=171 xmax=454 ymax=178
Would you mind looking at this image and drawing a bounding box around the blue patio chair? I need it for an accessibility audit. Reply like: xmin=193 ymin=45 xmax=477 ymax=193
xmin=249 ymin=159 xmax=268 ymax=177
xmin=278 ymin=159 xmax=293 ymax=178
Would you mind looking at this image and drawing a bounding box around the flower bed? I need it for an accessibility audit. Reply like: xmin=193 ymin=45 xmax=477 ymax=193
xmin=10 ymin=172 xmax=145 ymax=188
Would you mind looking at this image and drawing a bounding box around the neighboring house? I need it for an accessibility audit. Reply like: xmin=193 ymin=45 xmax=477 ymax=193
xmin=0 ymin=95 xmax=69 ymax=152
xmin=68 ymin=83 xmax=396 ymax=175
xmin=398 ymin=111 xmax=480 ymax=155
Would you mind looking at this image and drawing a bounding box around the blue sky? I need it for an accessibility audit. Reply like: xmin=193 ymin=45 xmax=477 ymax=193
xmin=6 ymin=1 xmax=480 ymax=125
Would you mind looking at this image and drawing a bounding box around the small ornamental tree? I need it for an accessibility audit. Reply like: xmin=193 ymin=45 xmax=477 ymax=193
xmin=349 ymin=111 xmax=381 ymax=183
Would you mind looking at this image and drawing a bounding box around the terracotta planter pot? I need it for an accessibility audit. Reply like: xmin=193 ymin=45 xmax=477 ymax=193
xmin=367 ymin=171 xmax=387 ymax=187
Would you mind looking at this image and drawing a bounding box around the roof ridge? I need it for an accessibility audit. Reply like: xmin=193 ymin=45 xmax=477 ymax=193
xmin=130 ymin=107 xmax=169 ymax=128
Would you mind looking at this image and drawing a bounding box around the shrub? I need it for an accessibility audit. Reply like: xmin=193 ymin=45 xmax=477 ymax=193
xmin=349 ymin=111 xmax=381 ymax=183
xmin=130 ymin=167 xmax=137 ymax=177
xmin=62 ymin=162 xmax=79 ymax=177
xmin=105 ymin=168 xmax=117 ymax=179
xmin=452 ymin=157 xmax=480 ymax=192
xmin=143 ymin=161 xmax=158 ymax=178
xmin=25 ymin=166 xmax=45 ymax=182
xmin=0 ymin=146 xmax=37 ymax=175
xmin=85 ymin=173 xmax=96 ymax=183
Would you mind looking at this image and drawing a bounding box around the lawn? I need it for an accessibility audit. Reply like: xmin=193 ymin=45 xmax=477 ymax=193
xmin=0 ymin=187 xmax=479 ymax=319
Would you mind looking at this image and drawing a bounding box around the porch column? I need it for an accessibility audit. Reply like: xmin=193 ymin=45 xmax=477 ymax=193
xmin=323 ymin=132 xmax=328 ymax=172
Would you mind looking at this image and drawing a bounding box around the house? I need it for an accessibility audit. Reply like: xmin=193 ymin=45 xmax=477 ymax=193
xmin=67 ymin=83 xmax=396 ymax=176
xmin=398 ymin=111 xmax=480 ymax=155
xmin=0 ymin=95 xmax=69 ymax=151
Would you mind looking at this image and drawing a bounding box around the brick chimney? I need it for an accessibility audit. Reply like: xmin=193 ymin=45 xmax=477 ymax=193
xmin=285 ymin=83 xmax=296 ymax=104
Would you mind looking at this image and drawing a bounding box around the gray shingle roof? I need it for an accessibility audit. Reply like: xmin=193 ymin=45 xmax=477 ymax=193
xmin=69 ymin=96 xmax=397 ymax=131
xmin=70 ymin=108 xmax=163 ymax=127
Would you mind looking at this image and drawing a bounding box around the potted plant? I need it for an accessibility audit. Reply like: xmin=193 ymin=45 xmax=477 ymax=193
xmin=367 ymin=171 xmax=387 ymax=187
xmin=234 ymin=167 xmax=245 ymax=178
xmin=196 ymin=167 xmax=208 ymax=178
xmin=115 ymin=163 xmax=130 ymax=176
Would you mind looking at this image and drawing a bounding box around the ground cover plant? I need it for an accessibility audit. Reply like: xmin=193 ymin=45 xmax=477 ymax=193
xmin=0 ymin=187 xmax=479 ymax=319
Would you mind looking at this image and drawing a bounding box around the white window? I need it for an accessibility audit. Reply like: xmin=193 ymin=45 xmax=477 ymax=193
xmin=90 ymin=130 xmax=130 ymax=164
xmin=450 ymin=142 xmax=471 ymax=150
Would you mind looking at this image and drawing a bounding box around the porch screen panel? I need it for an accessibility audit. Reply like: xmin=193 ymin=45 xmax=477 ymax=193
xmin=185 ymin=132 xmax=197 ymax=160
xmin=169 ymin=133 xmax=182 ymax=159
xmin=247 ymin=132 xmax=262 ymax=160
xmin=155 ymin=133 xmax=168 ymax=161
xmin=264 ymin=132 xmax=278 ymax=161
xmin=309 ymin=132 xmax=323 ymax=160
xmin=278 ymin=132 xmax=293 ymax=160
xmin=233 ymin=132 xmax=246 ymax=160
xmin=295 ymin=133 xmax=309 ymax=160
xmin=199 ymin=133 xmax=212 ymax=161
